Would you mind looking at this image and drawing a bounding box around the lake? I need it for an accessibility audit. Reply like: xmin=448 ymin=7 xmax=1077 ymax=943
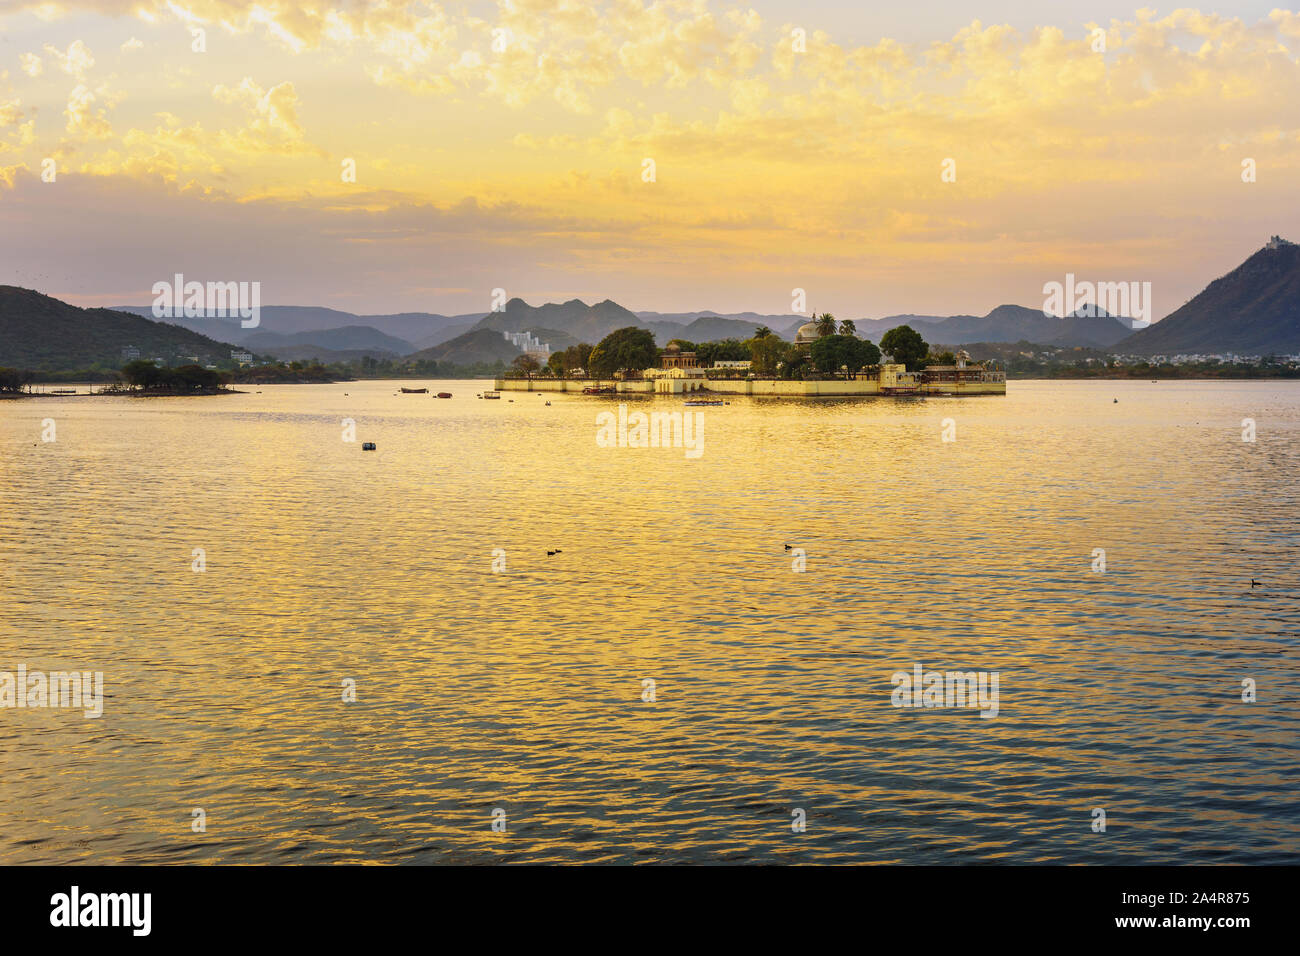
xmin=1 ymin=379 xmax=1296 ymax=863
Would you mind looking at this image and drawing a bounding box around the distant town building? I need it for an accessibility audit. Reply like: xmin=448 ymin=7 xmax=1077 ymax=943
xmin=231 ymin=350 xmax=253 ymax=365
xmin=711 ymin=360 xmax=752 ymax=369
xmin=1265 ymin=235 xmax=1294 ymax=250
xmin=121 ymin=346 xmax=141 ymax=361
xmin=921 ymin=362 xmax=1006 ymax=386
xmin=503 ymin=330 xmax=550 ymax=360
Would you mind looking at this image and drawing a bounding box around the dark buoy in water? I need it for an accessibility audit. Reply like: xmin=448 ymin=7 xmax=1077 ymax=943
xmin=362 ymin=442 xmax=377 ymax=451
xmin=1113 ymin=398 xmax=1118 ymax=403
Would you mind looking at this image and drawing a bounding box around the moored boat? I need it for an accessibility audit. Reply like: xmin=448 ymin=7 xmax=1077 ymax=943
xmin=400 ymin=387 xmax=428 ymax=394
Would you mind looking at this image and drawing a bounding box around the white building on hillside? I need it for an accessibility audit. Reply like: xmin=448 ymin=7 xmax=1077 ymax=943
xmin=503 ymin=330 xmax=550 ymax=361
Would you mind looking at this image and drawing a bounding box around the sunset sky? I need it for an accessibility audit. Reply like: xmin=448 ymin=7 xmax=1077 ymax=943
xmin=1 ymin=1 xmax=1298 ymax=319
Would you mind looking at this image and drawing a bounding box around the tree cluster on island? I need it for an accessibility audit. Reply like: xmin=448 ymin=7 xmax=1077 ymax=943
xmin=120 ymin=360 xmax=229 ymax=392
xmin=505 ymin=318 xmax=935 ymax=380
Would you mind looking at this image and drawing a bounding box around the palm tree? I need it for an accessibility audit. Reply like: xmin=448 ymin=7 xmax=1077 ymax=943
xmin=839 ymin=319 xmax=856 ymax=337
xmin=754 ymin=325 xmax=772 ymax=339
xmin=814 ymin=312 xmax=838 ymax=337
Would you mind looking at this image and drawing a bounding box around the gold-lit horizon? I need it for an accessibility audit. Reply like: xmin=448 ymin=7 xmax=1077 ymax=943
xmin=1 ymin=2 xmax=1298 ymax=319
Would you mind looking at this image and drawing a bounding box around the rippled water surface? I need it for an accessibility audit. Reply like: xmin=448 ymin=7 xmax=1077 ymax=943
xmin=1 ymin=379 xmax=1297 ymax=864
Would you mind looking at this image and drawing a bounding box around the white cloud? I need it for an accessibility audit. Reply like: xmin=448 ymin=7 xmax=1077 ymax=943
xmin=44 ymin=40 xmax=95 ymax=80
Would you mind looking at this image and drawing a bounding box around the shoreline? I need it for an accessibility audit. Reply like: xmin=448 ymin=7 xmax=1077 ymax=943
xmin=4 ymin=387 xmax=244 ymax=398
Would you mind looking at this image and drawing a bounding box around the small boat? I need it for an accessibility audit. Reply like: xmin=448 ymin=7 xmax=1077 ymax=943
xmin=362 ymin=442 xmax=377 ymax=451
xmin=482 ymin=391 xmax=501 ymax=400
xmin=684 ymin=399 xmax=722 ymax=406
xmin=49 ymin=388 xmax=77 ymax=395
xmin=436 ymin=392 xmax=452 ymax=399
xmin=400 ymin=387 xmax=428 ymax=394
xmin=582 ymin=385 xmax=614 ymax=395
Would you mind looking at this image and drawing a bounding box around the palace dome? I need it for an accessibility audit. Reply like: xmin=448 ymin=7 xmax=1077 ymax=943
xmin=794 ymin=320 xmax=822 ymax=345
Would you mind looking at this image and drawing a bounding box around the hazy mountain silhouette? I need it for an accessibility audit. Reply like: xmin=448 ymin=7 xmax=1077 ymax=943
xmin=406 ymin=328 xmax=525 ymax=365
xmin=820 ymin=304 xmax=1135 ymax=348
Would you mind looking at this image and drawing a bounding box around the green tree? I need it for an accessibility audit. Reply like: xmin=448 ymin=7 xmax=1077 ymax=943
xmin=838 ymin=319 xmax=856 ymax=337
xmin=0 ymin=367 xmax=32 ymax=393
xmin=753 ymin=325 xmax=772 ymax=339
xmin=749 ymin=333 xmax=788 ymax=375
xmin=927 ymin=349 xmax=956 ymax=367
xmin=809 ymin=335 xmax=881 ymax=376
xmin=879 ymin=325 xmax=929 ymax=371
xmin=588 ymin=327 xmax=658 ymax=377
xmin=695 ymin=339 xmax=748 ymax=367
xmin=814 ymin=312 xmax=838 ymax=337
xmin=121 ymin=359 xmax=164 ymax=389
xmin=780 ymin=350 xmax=811 ymax=379
xmin=512 ymin=354 xmax=541 ymax=379
xmin=853 ymin=337 xmax=882 ymax=369
xmin=572 ymin=343 xmax=593 ymax=374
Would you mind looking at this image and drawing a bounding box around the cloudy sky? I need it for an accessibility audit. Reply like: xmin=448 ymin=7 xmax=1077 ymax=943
xmin=0 ymin=1 xmax=1297 ymax=319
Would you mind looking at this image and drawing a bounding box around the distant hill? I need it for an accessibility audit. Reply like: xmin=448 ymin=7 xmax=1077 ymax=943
xmin=655 ymin=315 xmax=774 ymax=343
xmin=639 ymin=310 xmax=800 ymax=340
xmin=1119 ymin=238 xmax=1300 ymax=355
xmin=243 ymin=325 xmax=416 ymax=355
xmin=472 ymin=298 xmax=782 ymax=345
xmin=407 ymin=327 xmax=524 ymax=365
xmin=111 ymin=304 xmax=480 ymax=348
xmin=0 ymin=287 xmax=238 ymax=370
xmin=825 ymin=304 xmax=1134 ymax=348
xmin=522 ymin=327 xmax=579 ymax=351
xmin=411 ymin=322 xmax=477 ymax=351
xmin=471 ymin=298 xmax=643 ymax=342
xmin=254 ymin=344 xmax=404 ymax=364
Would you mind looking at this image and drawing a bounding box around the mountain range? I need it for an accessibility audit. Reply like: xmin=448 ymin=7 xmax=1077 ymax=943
xmin=3 ymin=238 xmax=1297 ymax=371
